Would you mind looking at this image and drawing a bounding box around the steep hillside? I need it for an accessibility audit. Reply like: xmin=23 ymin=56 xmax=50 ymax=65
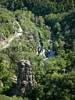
xmin=0 ymin=4 xmax=75 ymax=100
xmin=0 ymin=9 xmax=50 ymax=52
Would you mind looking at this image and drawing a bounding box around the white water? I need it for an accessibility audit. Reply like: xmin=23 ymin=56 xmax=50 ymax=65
xmin=0 ymin=21 xmax=23 ymax=51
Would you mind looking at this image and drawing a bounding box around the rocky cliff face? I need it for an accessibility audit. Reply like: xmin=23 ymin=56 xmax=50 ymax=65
xmin=17 ymin=60 xmax=34 ymax=96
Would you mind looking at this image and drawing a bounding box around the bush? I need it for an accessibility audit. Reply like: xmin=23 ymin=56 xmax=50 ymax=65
xmin=0 ymin=95 xmax=29 ymax=100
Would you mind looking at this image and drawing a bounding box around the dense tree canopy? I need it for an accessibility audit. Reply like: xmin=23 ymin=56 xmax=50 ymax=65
xmin=0 ymin=0 xmax=75 ymax=100
xmin=0 ymin=0 xmax=75 ymax=15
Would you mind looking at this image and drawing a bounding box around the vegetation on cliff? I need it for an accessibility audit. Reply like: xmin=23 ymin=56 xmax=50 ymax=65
xmin=0 ymin=0 xmax=75 ymax=100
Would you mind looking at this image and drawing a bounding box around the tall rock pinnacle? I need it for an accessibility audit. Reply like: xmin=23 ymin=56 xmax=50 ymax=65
xmin=17 ymin=60 xmax=33 ymax=96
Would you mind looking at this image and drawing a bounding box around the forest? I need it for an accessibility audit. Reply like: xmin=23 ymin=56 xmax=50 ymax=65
xmin=0 ymin=0 xmax=75 ymax=100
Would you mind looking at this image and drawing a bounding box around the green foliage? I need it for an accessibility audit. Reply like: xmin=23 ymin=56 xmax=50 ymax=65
xmin=0 ymin=0 xmax=75 ymax=15
xmin=61 ymin=11 xmax=75 ymax=51
xmin=0 ymin=95 xmax=12 ymax=100
xmin=0 ymin=95 xmax=28 ymax=100
xmin=45 ymin=13 xmax=68 ymax=26
xmin=0 ymin=1 xmax=75 ymax=100
xmin=0 ymin=8 xmax=15 ymax=38
xmin=0 ymin=53 xmax=14 ymax=93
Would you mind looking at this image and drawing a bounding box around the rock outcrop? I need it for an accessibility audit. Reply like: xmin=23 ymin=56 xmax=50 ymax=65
xmin=17 ymin=60 xmax=33 ymax=96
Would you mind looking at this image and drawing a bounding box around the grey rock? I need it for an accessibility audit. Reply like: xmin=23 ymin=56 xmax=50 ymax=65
xmin=17 ymin=60 xmax=34 ymax=96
